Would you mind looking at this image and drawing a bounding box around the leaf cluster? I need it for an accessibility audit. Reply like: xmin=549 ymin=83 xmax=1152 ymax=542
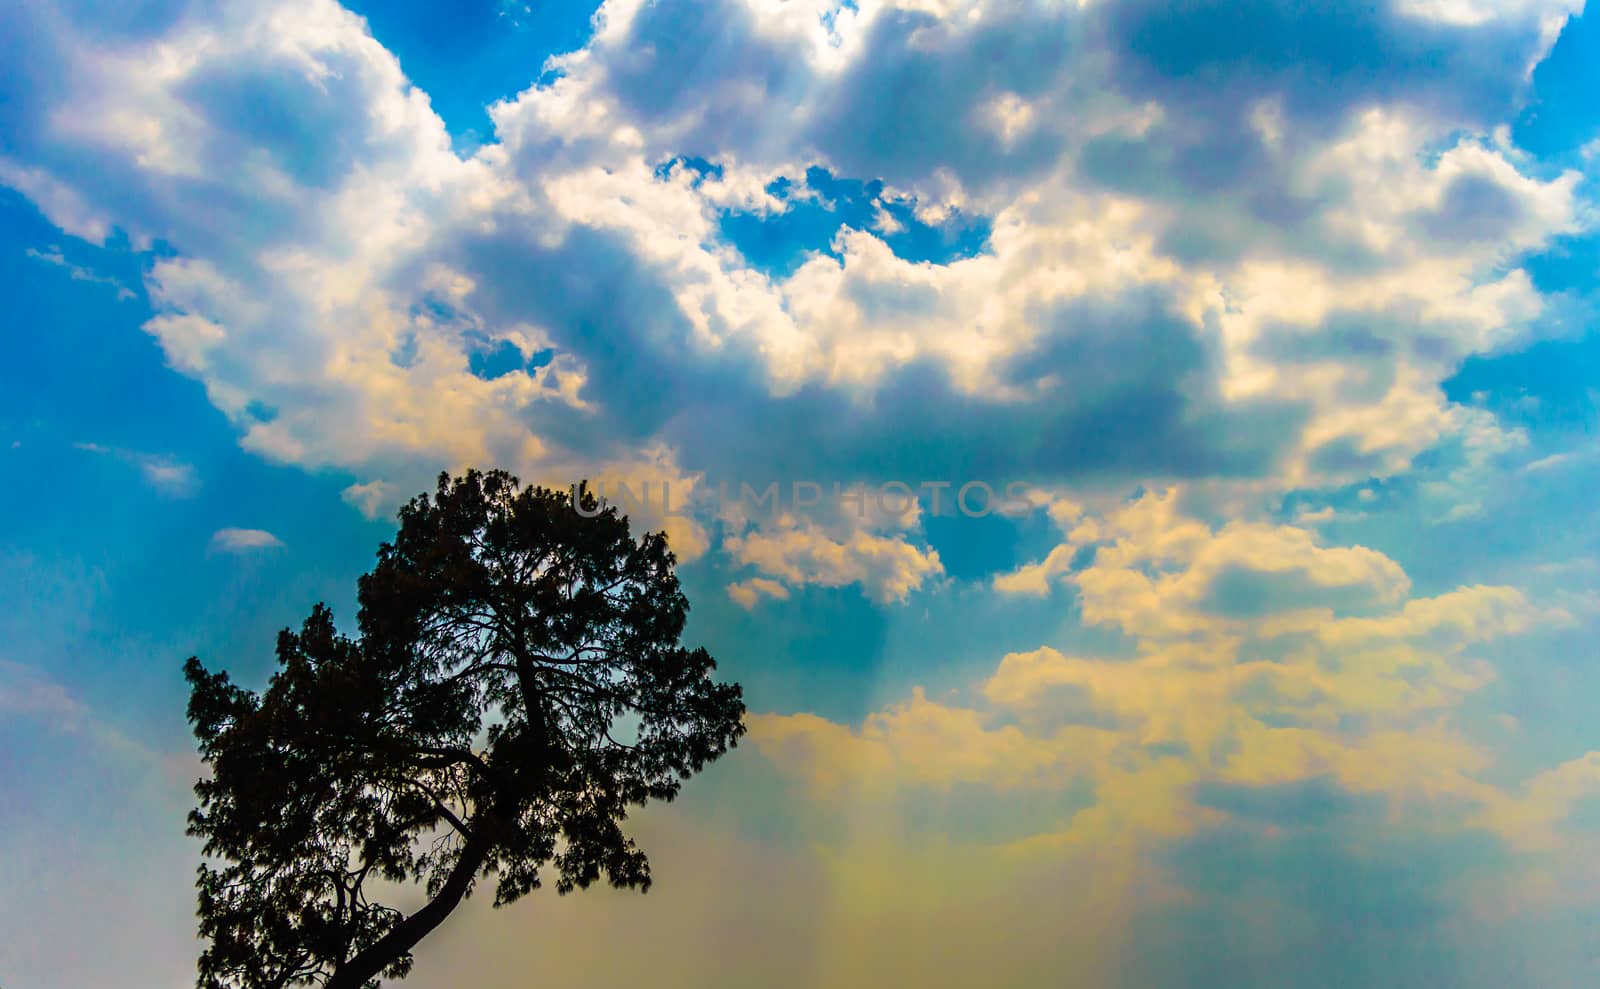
xmin=186 ymin=471 xmax=746 ymax=988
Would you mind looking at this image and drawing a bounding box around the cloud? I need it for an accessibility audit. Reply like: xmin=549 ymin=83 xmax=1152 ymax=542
xmin=207 ymin=528 xmax=284 ymax=553
xmin=340 ymin=479 xmax=393 ymax=520
xmin=73 ymin=441 xmax=197 ymax=496
xmin=723 ymin=513 xmax=944 ymax=604
xmin=726 ymin=576 xmax=790 ymax=609
xmin=756 ymin=494 xmax=1568 ymax=859
xmin=0 ymin=658 xmax=89 ymax=726
xmin=3 ymin=0 xmax=1591 ymax=832
xmin=3 ymin=2 xmax=1600 ymax=980
xmin=24 ymin=244 xmax=134 ymax=299
xmin=729 ymin=500 xmax=1595 ymax=985
xmin=0 ymin=659 xmax=161 ymax=765
xmin=996 ymin=488 xmax=1416 ymax=639
xmin=0 ymin=0 xmax=1585 ymax=554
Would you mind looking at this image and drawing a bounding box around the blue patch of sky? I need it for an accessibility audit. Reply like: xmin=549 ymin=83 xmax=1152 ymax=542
xmin=677 ymin=506 xmax=1092 ymax=723
xmin=244 ymin=399 xmax=279 ymax=425
xmin=341 ymin=0 xmax=602 ymax=153
xmin=1277 ymin=435 xmax=1600 ymax=610
xmin=1518 ymin=229 xmax=1600 ymax=298
xmin=921 ymin=508 xmax=1038 ymax=583
xmin=677 ymin=564 xmax=894 ymax=723
xmin=467 ymin=337 xmax=554 ymax=380
xmin=917 ymin=495 xmax=1080 ymax=586
xmin=869 ymin=576 xmax=1134 ymax=701
xmin=389 ymin=332 xmax=421 ymax=369
xmin=710 ymin=164 xmax=993 ymax=277
xmin=0 ymin=191 xmax=394 ymax=744
xmin=1513 ymin=5 xmax=1600 ymax=159
xmin=1444 ymin=333 xmax=1599 ymax=432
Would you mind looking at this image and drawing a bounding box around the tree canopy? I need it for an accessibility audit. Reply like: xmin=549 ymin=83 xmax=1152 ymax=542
xmin=184 ymin=470 xmax=746 ymax=989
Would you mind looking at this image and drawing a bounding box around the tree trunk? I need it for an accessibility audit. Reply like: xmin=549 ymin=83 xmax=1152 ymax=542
xmin=328 ymin=639 xmax=553 ymax=988
xmin=325 ymin=832 xmax=492 ymax=989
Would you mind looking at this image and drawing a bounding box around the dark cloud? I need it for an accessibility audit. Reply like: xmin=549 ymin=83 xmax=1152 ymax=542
xmin=447 ymin=222 xmax=745 ymax=452
xmin=665 ymin=291 xmax=1307 ymax=488
xmin=177 ymin=56 xmax=386 ymax=191
xmin=447 ymin=219 xmax=1308 ymax=490
xmin=1251 ymin=316 xmax=1398 ymax=367
xmin=1101 ymin=0 xmax=1538 ymax=129
xmin=1414 ymin=172 xmax=1529 ymax=244
xmin=1193 ymin=776 xmax=1364 ymax=825
xmin=802 ymin=5 xmax=1082 ymax=190
xmin=1068 ymin=0 xmax=1556 ymax=271
xmin=1199 ymin=564 xmax=1394 ymax=620
xmin=588 ymin=0 xmax=817 ymax=155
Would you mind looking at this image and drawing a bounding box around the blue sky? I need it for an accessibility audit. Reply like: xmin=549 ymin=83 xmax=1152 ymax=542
xmin=3 ymin=1 xmax=1600 ymax=986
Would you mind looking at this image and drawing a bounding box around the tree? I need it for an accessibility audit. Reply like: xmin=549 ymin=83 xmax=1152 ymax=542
xmin=184 ymin=470 xmax=746 ymax=989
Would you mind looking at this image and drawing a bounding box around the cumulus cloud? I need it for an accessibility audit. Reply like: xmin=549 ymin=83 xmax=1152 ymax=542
xmin=721 ymin=499 xmax=945 ymax=604
xmin=0 ymin=0 xmax=1593 ymax=823
xmin=0 ymin=0 xmax=1588 ymax=553
xmin=754 ymin=499 xmax=1571 ymax=859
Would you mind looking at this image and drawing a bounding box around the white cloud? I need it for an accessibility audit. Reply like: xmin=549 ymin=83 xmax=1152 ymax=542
xmin=2 ymin=0 xmax=1593 ymax=588
xmin=208 ymin=528 xmax=285 ymax=553
xmin=5 ymin=2 xmax=1600 ymax=975
xmin=24 ymin=245 xmax=134 ymax=300
xmin=724 ymin=513 xmax=944 ymax=604
xmin=340 ymin=479 xmax=394 ymax=520
xmin=727 ymin=576 xmax=791 ymax=609
xmin=73 ymin=442 xmax=197 ymax=496
xmin=756 ymin=500 xmax=1571 ymax=856
xmin=0 ymin=160 xmax=112 ymax=243
xmin=992 ymin=488 xmax=1561 ymax=652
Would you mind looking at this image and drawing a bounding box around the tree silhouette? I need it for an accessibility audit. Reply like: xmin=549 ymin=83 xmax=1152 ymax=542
xmin=184 ymin=470 xmax=746 ymax=989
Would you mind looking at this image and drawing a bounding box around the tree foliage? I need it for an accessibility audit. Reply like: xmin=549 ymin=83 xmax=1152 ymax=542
xmin=185 ymin=470 xmax=746 ymax=988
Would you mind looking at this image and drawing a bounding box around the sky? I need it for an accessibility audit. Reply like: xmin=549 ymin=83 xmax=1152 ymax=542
xmin=2 ymin=0 xmax=1600 ymax=985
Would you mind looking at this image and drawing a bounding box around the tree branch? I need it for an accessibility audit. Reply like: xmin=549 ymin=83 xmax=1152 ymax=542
xmin=325 ymin=829 xmax=493 ymax=989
